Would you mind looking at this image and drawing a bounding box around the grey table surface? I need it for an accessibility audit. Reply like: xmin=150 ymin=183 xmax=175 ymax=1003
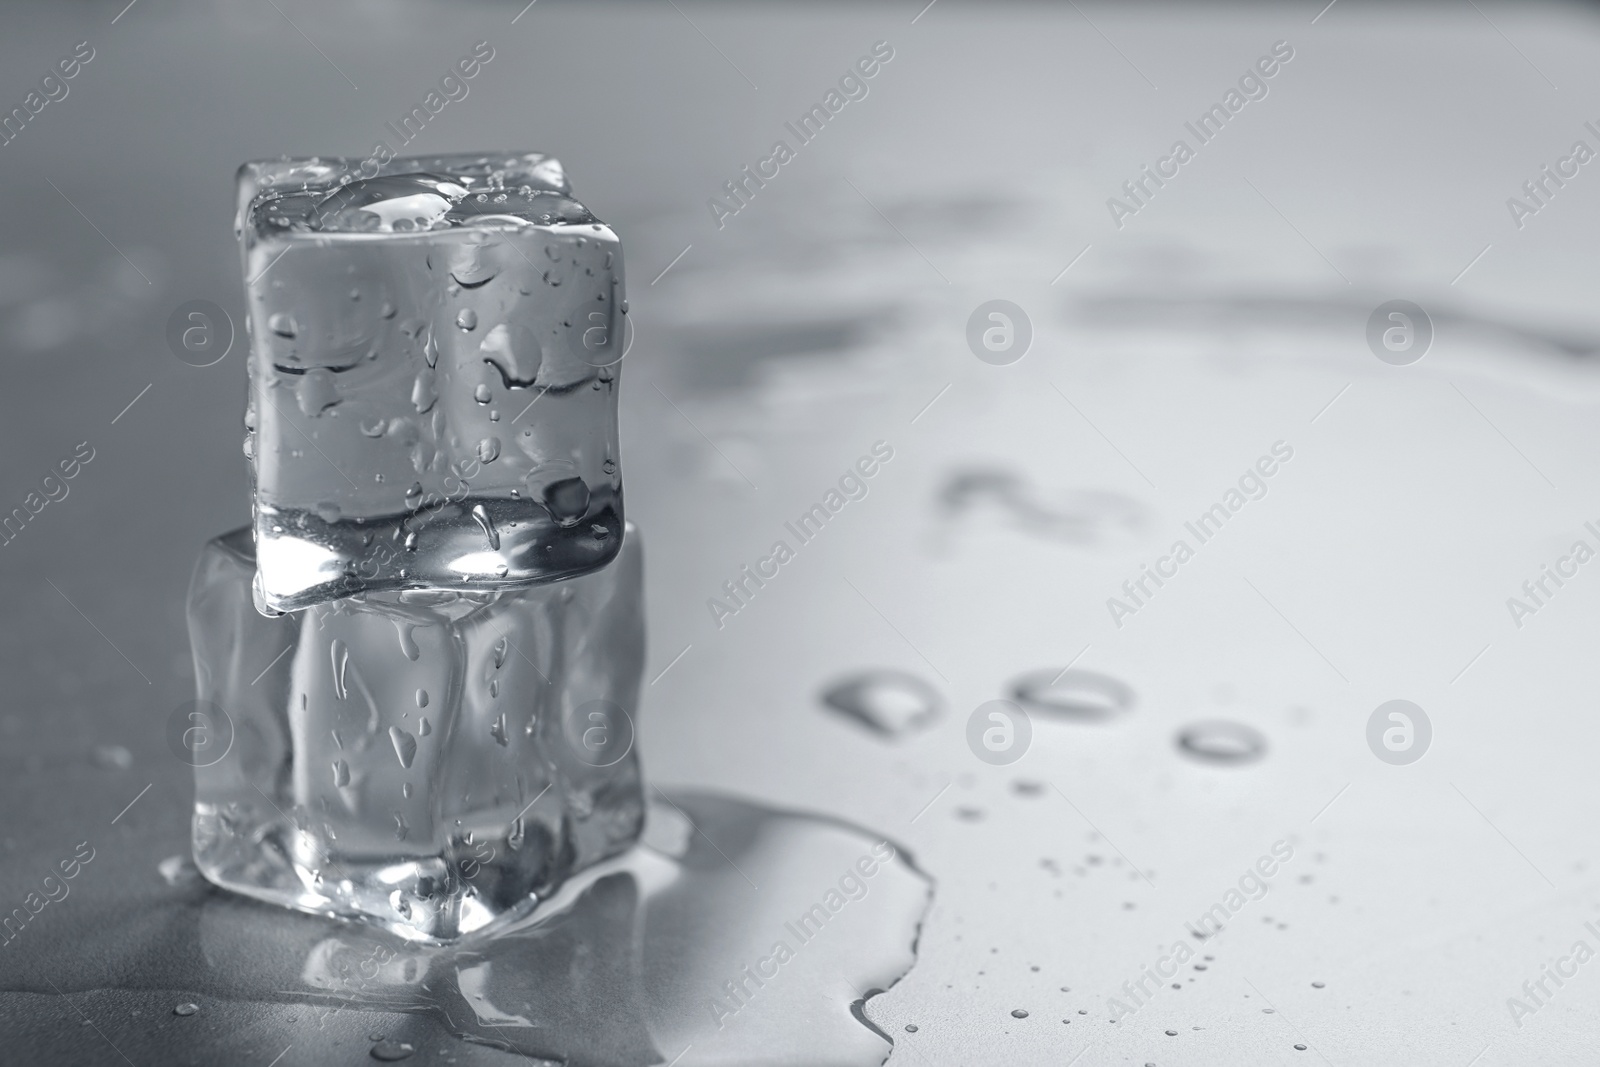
xmin=4 ymin=1 xmax=1600 ymax=1064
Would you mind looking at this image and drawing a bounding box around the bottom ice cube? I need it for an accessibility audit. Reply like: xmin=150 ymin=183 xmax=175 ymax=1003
xmin=185 ymin=523 xmax=645 ymax=941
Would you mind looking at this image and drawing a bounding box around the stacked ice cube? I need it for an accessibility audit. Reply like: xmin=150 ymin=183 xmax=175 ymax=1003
xmin=187 ymin=154 xmax=642 ymax=941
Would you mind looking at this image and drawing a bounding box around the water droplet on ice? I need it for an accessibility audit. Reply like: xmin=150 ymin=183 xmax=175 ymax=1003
xmin=416 ymin=689 xmax=429 ymax=708
xmin=330 ymin=640 xmax=350 ymax=700
xmin=394 ymin=621 xmax=419 ymax=661
xmin=389 ymin=726 xmax=418 ymax=769
xmin=333 ymin=759 xmax=351 ymax=787
xmin=296 ymin=368 xmax=340 ymax=416
xmin=472 ymin=504 xmax=500 ymax=548
xmin=173 ymin=1003 xmax=199 ymax=1017
xmin=268 ymin=312 xmax=298 ymax=338
xmin=456 ymin=309 xmax=478 ymax=331
xmin=490 ymin=713 xmax=509 ymax=747
xmin=411 ymin=370 xmax=437 ymax=414
xmin=476 ymin=436 xmax=501 ymax=463
xmin=474 ymin=383 xmax=492 ymax=404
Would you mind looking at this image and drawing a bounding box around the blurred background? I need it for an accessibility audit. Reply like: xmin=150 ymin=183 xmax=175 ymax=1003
xmin=5 ymin=0 xmax=1600 ymax=1063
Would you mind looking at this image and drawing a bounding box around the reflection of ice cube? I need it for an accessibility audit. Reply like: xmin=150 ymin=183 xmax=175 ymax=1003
xmin=237 ymin=153 xmax=628 ymax=612
xmin=186 ymin=523 xmax=646 ymax=942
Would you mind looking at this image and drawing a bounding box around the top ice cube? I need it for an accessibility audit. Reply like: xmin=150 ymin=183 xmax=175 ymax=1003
xmin=236 ymin=153 xmax=627 ymax=614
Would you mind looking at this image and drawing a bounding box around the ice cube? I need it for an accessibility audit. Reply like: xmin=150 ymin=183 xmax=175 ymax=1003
xmin=236 ymin=153 xmax=628 ymax=612
xmin=185 ymin=523 xmax=646 ymax=942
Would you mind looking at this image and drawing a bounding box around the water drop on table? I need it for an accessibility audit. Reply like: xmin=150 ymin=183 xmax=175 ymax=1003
xmin=820 ymin=670 xmax=941 ymax=737
xmin=370 ymin=1038 xmax=415 ymax=1061
xmin=1010 ymin=1008 xmax=1028 ymax=1019
xmin=91 ymin=744 xmax=133 ymax=770
xmin=394 ymin=621 xmax=420 ymax=661
xmin=173 ymin=1002 xmax=199 ymax=1017
xmin=1010 ymin=668 xmax=1134 ymax=720
xmin=157 ymin=854 xmax=199 ymax=887
xmin=1176 ymin=721 xmax=1266 ymax=764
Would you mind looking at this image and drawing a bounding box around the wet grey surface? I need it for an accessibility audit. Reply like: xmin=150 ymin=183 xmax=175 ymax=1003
xmin=6 ymin=1 xmax=1600 ymax=1064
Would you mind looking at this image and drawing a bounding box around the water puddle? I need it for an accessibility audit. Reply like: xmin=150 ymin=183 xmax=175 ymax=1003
xmin=4 ymin=792 xmax=931 ymax=1067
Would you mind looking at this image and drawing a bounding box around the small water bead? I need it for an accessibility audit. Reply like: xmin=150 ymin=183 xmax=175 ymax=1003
xmin=418 ymin=717 xmax=431 ymax=736
xmin=402 ymin=783 xmax=412 ymax=799
xmin=1010 ymin=668 xmax=1135 ymax=720
xmin=477 ymin=436 xmax=501 ymax=463
xmin=91 ymin=744 xmax=133 ymax=770
xmin=1166 ymin=1030 xmax=1178 ymax=1036
xmin=474 ymin=383 xmax=492 ymax=404
xmin=416 ymin=689 xmax=429 ymax=708
xmin=456 ymin=309 xmax=478 ymax=331
xmin=1294 ymin=1045 xmax=1307 ymax=1052
xmin=370 ymin=1038 xmax=416 ymax=1061
xmin=1176 ymin=721 xmax=1267 ymax=765
xmin=820 ymin=670 xmax=941 ymax=737
xmin=267 ymin=312 xmax=298 ymax=338
xmin=173 ymin=1003 xmax=199 ymax=1017
xmin=1311 ymin=981 xmax=1325 ymax=988
xmin=904 ymin=1024 xmax=918 ymax=1033
xmin=333 ymin=760 xmax=350 ymax=787
xmin=381 ymin=301 xmax=396 ymax=319
xmin=1010 ymin=1009 xmax=1028 ymax=1019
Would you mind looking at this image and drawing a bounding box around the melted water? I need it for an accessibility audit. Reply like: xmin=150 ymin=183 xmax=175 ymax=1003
xmin=6 ymin=793 xmax=931 ymax=1067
